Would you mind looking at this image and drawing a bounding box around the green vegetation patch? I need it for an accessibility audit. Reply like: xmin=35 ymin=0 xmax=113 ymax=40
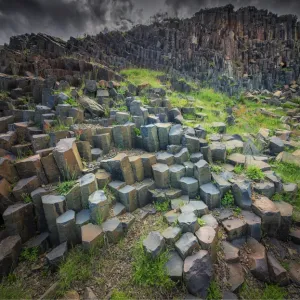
xmin=56 ymin=180 xmax=76 ymax=195
xmin=132 ymin=240 xmax=174 ymax=289
xmin=120 ymin=68 xmax=165 ymax=88
xmin=246 ymin=165 xmax=265 ymax=181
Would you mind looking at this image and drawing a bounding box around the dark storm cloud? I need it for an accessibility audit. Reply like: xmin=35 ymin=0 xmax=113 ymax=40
xmin=164 ymin=0 xmax=300 ymax=18
xmin=1 ymin=0 xmax=300 ymax=45
xmin=0 ymin=0 xmax=141 ymax=44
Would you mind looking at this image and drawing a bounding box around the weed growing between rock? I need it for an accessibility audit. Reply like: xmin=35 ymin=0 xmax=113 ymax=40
xmin=246 ymin=165 xmax=265 ymax=181
xmin=132 ymin=240 xmax=174 ymax=290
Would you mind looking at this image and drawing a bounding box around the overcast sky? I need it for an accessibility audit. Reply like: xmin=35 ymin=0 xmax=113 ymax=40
xmin=0 ymin=0 xmax=300 ymax=45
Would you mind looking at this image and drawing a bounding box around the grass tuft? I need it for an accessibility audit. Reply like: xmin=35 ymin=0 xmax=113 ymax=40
xmin=246 ymin=165 xmax=265 ymax=181
xmin=132 ymin=240 xmax=174 ymax=289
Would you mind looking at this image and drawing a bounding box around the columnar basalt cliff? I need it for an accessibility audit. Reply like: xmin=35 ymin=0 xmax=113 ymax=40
xmin=1 ymin=5 xmax=300 ymax=94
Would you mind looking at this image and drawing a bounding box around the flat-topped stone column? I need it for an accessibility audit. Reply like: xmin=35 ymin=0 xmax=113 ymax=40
xmin=56 ymin=210 xmax=77 ymax=246
xmin=42 ymin=195 xmax=66 ymax=245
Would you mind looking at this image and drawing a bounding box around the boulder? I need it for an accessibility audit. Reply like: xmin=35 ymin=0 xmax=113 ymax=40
xmin=165 ymin=250 xmax=184 ymax=281
xmin=183 ymin=250 xmax=213 ymax=298
xmin=267 ymin=252 xmax=289 ymax=286
xmin=178 ymin=212 xmax=200 ymax=233
xmin=78 ymin=96 xmax=104 ymax=117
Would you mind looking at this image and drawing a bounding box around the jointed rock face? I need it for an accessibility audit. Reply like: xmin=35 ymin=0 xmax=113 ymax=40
xmin=1 ymin=5 xmax=300 ymax=93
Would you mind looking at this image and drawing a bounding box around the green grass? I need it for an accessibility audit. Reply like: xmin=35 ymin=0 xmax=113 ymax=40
xmin=132 ymin=240 xmax=174 ymax=289
xmin=56 ymin=247 xmax=93 ymax=296
xmin=211 ymin=165 xmax=223 ymax=174
xmin=134 ymin=128 xmax=141 ymax=136
xmin=246 ymin=165 xmax=265 ymax=181
xmin=197 ymin=218 xmax=206 ymax=227
xmin=0 ymin=276 xmax=30 ymax=299
xmin=272 ymin=162 xmax=300 ymax=184
xmin=240 ymin=283 xmax=287 ymax=300
xmin=221 ymin=190 xmax=234 ymax=207
xmin=0 ymin=90 xmax=9 ymax=100
xmin=207 ymin=280 xmax=222 ymax=300
xmin=233 ymin=164 xmax=244 ymax=174
xmin=20 ymin=247 xmax=39 ymax=262
xmin=111 ymin=289 xmax=132 ymax=300
xmin=64 ymin=97 xmax=79 ymax=107
xmin=153 ymin=200 xmax=170 ymax=212
xmin=120 ymin=68 xmax=165 ymax=88
xmin=56 ymin=180 xmax=76 ymax=195
xmin=21 ymin=193 xmax=32 ymax=203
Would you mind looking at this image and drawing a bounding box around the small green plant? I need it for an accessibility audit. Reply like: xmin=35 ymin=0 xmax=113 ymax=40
xmin=132 ymin=240 xmax=174 ymax=289
xmin=154 ymin=200 xmax=170 ymax=212
xmin=233 ymin=207 xmax=241 ymax=217
xmin=207 ymin=280 xmax=222 ymax=300
xmin=21 ymin=193 xmax=32 ymax=203
xmin=210 ymin=165 xmax=223 ymax=174
xmin=134 ymin=127 xmax=141 ymax=136
xmin=0 ymin=277 xmax=30 ymax=299
xmin=240 ymin=282 xmax=287 ymax=300
xmin=280 ymin=261 xmax=290 ymax=271
xmin=233 ymin=164 xmax=244 ymax=174
xmin=272 ymin=193 xmax=282 ymax=201
xmin=20 ymin=247 xmax=39 ymax=262
xmin=56 ymin=180 xmax=76 ymax=195
xmin=64 ymin=97 xmax=78 ymax=107
xmin=246 ymin=165 xmax=265 ymax=181
xmin=197 ymin=218 xmax=206 ymax=227
xmin=221 ymin=190 xmax=234 ymax=207
xmin=110 ymin=289 xmax=131 ymax=300
xmin=95 ymin=211 xmax=103 ymax=226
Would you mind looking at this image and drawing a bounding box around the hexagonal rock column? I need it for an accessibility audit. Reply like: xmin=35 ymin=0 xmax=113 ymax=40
xmin=199 ymin=183 xmax=221 ymax=209
xmin=274 ymin=201 xmax=293 ymax=241
xmin=102 ymin=217 xmax=124 ymax=243
xmin=0 ymin=157 xmax=19 ymax=183
xmin=175 ymin=232 xmax=199 ymax=259
xmin=3 ymin=203 xmax=35 ymax=243
xmin=180 ymin=177 xmax=199 ymax=198
xmin=152 ymin=163 xmax=169 ymax=189
xmin=169 ymin=164 xmax=186 ymax=188
xmin=134 ymin=179 xmax=155 ymax=208
xmin=118 ymin=185 xmax=137 ymax=212
xmin=65 ymin=182 xmax=82 ymax=212
xmin=162 ymin=226 xmax=182 ymax=245
xmin=246 ymin=237 xmax=269 ymax=282
xmin=0 ymin=178 xmax=13 ymax=216
xmin=184 ymin=135 xmax=200 ymax=154
xmin=141 ymin=124 xmax=159 ymax=152
xmin=140 ymin=153 xmax=157 ymax=178
xmin=40 ymin=151 xmax=61 ymax=183
xmin=42 ymin=195 xmax=66 ymax=245
xmin=195 ymin=226 xmax=217 ymax=252
xmin=180 ymin=201 xmax=208 ymax=217
xmin=183 ymin=250 xmax=213 ymax=298
xmin=169 ymin=124 xmax=183 ymax=145
xmin=76 ymin=141 xmax=92 ymax=162
xmin=210 ymin=142 xmax=226 ymax=162
xmin=165 ymin=250 xmax=184 ymax=281
xmin=0 ymin=235 xmax=22 ymax=279
xmin=222 ymin=218 xmax=247 ymax=241
xmin=12 ymin=176 xmax=41 ymax=201
xmin=93 ymin=133 xmax=111 ymax=154
xmin=143 ymin=231 xmax=165 ymax=258
xmin=88 ymin=190 xmax=109 ymax=223
xmin=80 ymin=173 xmax=98 ymax=208
xmin=129 ymin=156 xmax=144 ymax=182
xmin=46 ymin=242 xmax=68 ymax=269
xmin=232 ymin=181 xmax=252 ymax=210
xmin=112 ymin=125 xmax=132 ymax=149
xmin=226 ymin=262 xmax=244 ymax=292
xmin=156 ymin=123 xmax=172 ymax=150
xmin=222 ymin=241 xmax=240 ymax=263
xmin=75 ymin=209 xmax=91 ymax=241
xmin=241 ymin=210 xmax=261 ymax=241
xmin=178 ymin=212 xmax=200 ymax=233
xmin=156 ymin=152 xmax=174 ymax=166
xmin=53 ymin=138 xmax=83 ymax=180
xmin=31 ymin=187 xmax=49 ymax=232
xmin=174 ymin=148 xmax=189 ymax=164
xmin=194 ymin=160 xmax=211 ymax=186
xmin=252 ymin=196 xmax=281 ymax=237
xmin=95 ymin=170 xmax=111 ymax=189
xmin=81 ymin=223 xmax=104 ymax=250
xmin=101 ymin=153 xmax=135 ymax=185
xmin=56 ymin=210 xmax=78 ymax=246
xmin=267 ymin=253 xmax=289 ymax=286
